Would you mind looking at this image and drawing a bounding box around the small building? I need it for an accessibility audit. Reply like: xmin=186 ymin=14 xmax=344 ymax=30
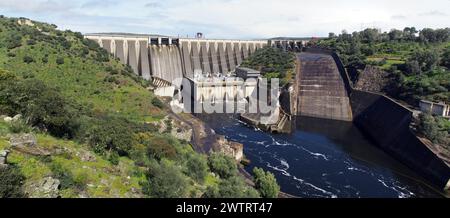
xmin=419 ymin=100 xmax=450 ymax=117
xmin=235 ymin=67 xmax=261 ymax=79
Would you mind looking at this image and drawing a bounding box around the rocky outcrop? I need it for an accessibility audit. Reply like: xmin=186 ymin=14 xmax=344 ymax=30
xmin=0 ymin=150 xmax=10 ymax=168
xmin=354 ymin=66 xmax=390 ymax=93
xmin=156 ymin=116 xmax=193 ymax=142
xmin=26 ymin=177 xmax=61 ymax=198
xmin=215 ymin=136 xmax=244 ymax=162
xmin=9 ymin=133 xmax=51 ymax=156
xmin=9 ymin=133 xmax=37 ymax=147
xmin=3 ymin=114 xmax=22 ymax=123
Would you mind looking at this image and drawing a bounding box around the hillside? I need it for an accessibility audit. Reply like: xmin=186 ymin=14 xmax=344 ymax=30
xmin=316 ymin=28 xmax=450 ymax=106
xmin=0 ymin=16 xmax=279 ymax=198
xmin=241 ymin=47 xmax=296 ymax=86
xmin=316 ymin=28 xmax=449 ymax=154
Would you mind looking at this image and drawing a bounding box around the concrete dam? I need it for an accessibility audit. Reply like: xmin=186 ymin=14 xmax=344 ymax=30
xmin=84 ymin=33 xmax=268 ymax=87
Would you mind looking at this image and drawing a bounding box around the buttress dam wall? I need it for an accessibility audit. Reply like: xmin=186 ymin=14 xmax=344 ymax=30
xmin=84 ymin=34 xmax=267 ymax=86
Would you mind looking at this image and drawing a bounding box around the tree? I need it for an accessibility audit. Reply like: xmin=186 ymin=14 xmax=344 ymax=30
xmin=86 ymin=116 xmax=134 ymax=156
xmin=185 ymin=154 xmax=208 ymax=183
xmin=418 ymin=113 xmax=448 ymax=145
xmin=252 ymin=168 xmax=280 ymax=198
xmin=207 ymin=153 xmax=237 ymax=179
xmin=409 ymin=49 xmax=440 ymax=72
xmin=388 ymin=29 xmax=403 ymax=41
xmin=142 ymin=160 xmax=189 ymax=198
xmin=441 ymin=47 xmax=450 ymax=69
xmin=204 ymin=176 xmax=260 ymax=198
xmin=361 ymin=28 xmax=380 ymax=43
xmin=403 ymin=27 xmax=418 ymax=41
xmin=328 ymin=32 xmax=336 ymax=39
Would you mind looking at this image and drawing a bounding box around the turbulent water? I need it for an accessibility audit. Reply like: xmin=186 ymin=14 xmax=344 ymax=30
xmin=198 ymin=114 xmax=442 ymax=198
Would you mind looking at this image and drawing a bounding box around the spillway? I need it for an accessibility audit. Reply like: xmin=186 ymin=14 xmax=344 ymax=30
xmin=297 ymin=52 xmax=353 ymax=121
xmin=85 ymin=34 xmax=268 ymax=86
xmin=149 ymin=45 xmax=183 ymax=86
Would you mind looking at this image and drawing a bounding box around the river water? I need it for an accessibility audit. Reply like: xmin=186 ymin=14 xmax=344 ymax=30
xmin=197 ymin=114 xmax=442 ymax=198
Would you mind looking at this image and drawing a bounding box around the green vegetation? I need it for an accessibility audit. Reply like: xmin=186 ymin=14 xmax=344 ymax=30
xmin=208 ymin=152 xmax=238 ymax=179
xmin=241 ymin=47 xmax=296 ymax=86
xmin=417 ymin=113 xmax=449 ymax=149
xmin=0 ymin=16 xmax=269 ymax=198
xmin=253 ymin=167 xmax=280 ymax=198
xmin=317 ymin=27 xmax=450 ymax=106
xmin=0 ymin=166 xmax=26 ymax=198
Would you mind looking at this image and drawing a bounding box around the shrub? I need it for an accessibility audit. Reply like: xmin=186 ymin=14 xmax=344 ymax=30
xmin=207 ymin=153 xmax=237 ymax=179
xmin=56 ymin=57 xmax=64 ymax=65
xmin=0 ymin=79 xmax=80 ymax=138
xmin=23 ymin=56 xmax=34 ymax=64
xmin=146 ymin=135 xmax=177 ymax=161
xmin=142 ymin=160 xmax=188 ymax=198
xmin=151 ymin=97 xmax=164 ymax=109
xmin=0 ymin=166 xmax=26 ymax=198
xmin=185 ymin=154 xmax=208 ymax=183
xmin=253 ymin=167 xmax=280 ymax=198
xmin=49 ymin=161 xmax=77 ymax=190
xmin=6 ymin=34 xmax=22 ymax=49
xmin=418 ymin=113 xmax=448 ymax=145
xmin=108 ymin=152 xmax=120 ymax=165
xmin=204 ymin=176 xmax=260 ymax=198
xmin=85 ymin=116 xmax=134 ymax=156
xmin=8 ymin=119 xmax=32 ymax=133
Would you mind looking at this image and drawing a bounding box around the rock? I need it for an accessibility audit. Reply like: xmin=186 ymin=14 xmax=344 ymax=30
xmin=3 ymin=114 xmax=22 ymax=123
xmin=157 ymin=116 xmax=193 ymax=142
xmin=12 ymin=114 xmax=22 ymax=122
xmin=216 ymin=136 xmax=244 ymax=162
xmin=3 ymin=116 xmax=13 ymax=123
xmin=0 ymin=150 xmax=10 ymax=167
xmin=9 ymin=133 xmax=37 ymax=147
xmin=27 ymin=177 xmax=60 ymax=198
xmin=79 ymin=151 xmax=97 ymax=162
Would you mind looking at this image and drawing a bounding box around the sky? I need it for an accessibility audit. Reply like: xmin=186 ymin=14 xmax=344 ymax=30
xmin=0 ymin=0 xmax=449 ymax=39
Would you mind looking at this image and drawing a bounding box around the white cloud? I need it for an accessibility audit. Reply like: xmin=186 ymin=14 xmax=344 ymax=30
xmin=0 ymin=0 xmax=448 ymax=38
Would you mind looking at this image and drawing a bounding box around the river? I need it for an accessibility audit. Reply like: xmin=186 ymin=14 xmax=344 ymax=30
xmin=197 ymin=114 xmax=442 ymax=198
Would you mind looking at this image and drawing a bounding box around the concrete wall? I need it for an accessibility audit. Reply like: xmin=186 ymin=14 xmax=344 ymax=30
xmin=350 ymin=90 xmax=450 ymax=188
xmin=85 ymin=34 xmax=267 ymax=85
xmin=313 ymin=48 xmax=450 ymax=189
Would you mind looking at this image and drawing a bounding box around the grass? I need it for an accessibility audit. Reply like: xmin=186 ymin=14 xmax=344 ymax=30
xmin=0 ymin=119 xmax=145 ymax=197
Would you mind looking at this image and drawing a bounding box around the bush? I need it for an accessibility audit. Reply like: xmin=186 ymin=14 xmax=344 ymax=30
xmin=49 ymin=161 xmax=78 ymax=190
xmin=418 ymin=113 xmax=448 ymax=145
xmin=204 ymin=176 xmax=260 ymax=198
xmin=85 ymin=116 xmax=134 ymax=156
xmin=23 ymin=56 xmax=34 ymax=64
xmin=151 ymin=97 xmax=164 ymax=109
xmin=0 ymin=166 xmax=26 ymax=198
xmin=8 ymin=119 xmax=32 ymax=133
xmin=108 ymin=152 xmax=120 ymax=165
xmin=207 ymin=153 xmax=237 ymax=179
xmin=142 ymin=160 xmax=188 ymax=198
xmin=253 ymin=167 xmax=280 ymax=198
xmin=56 ymin=57 xmax=64 ymax=65
xmin=5 ymin=34 xmax=22 ymax=49
xmin=185 ymin=154 xmax=208 ymax=183
xmin=145 ymin=135 xmax=177 ymax=161
xmin=0 ymin=79 xmax=80 ymax=138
